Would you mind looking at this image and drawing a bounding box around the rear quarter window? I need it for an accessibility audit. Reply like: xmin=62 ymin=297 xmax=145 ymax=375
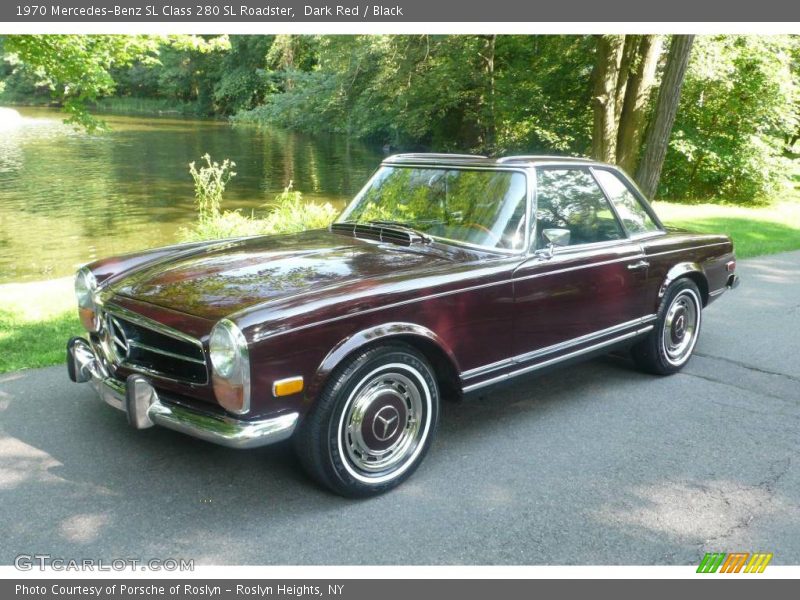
xmin=593 ymin=169 xmax=660 ymax=235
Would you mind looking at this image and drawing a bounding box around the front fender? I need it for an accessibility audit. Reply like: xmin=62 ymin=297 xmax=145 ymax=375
xmin=307 ymin=322 xmax=461 ymax=400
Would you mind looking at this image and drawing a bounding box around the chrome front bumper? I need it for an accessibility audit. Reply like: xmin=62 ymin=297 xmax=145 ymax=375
xmin=67 ymin=337 xmax=298 ymax=450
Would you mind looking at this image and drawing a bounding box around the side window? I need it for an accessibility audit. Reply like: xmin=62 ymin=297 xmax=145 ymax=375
xmin=593 ymin=169 xmax=660 ymax=235
xmin=534 ymin=168 xmax=625 ymax=247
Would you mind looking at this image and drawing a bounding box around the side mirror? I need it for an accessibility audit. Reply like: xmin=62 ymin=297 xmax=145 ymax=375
xmin=535 ymin=228 xmax=571 ymax=259
xmin=542 ymin=228 xmax=571 ymax=247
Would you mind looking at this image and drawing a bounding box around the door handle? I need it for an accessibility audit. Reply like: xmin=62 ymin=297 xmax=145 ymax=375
xmin=627 ymin=259 xmax=650 ymax=270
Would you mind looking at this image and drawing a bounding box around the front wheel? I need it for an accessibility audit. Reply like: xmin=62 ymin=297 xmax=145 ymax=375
xmin=632 ymin=278 xmax=703 ymax=375
xmin=293 ymin=344 xmax=440 ymax=497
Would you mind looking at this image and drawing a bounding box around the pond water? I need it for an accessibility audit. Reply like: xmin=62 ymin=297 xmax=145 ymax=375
xmin=0 ymin=107 xmax=382 ymax=283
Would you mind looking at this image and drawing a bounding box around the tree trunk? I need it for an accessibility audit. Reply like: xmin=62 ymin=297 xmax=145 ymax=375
xmin=591 ymin=35 xmax=626 ymax=163
xmin=480 ymin=34 xmax=497 ymax=152
xmin=635 ymin=35 xmax=695 ymax=199
xmin=616 ymin=35 xmax=662 ymax=175
xmin=614 ymin=36 xmax=639 ymax=124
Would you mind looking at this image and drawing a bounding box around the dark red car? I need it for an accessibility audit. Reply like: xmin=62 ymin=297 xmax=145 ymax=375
xmin=67 ymin=154 xmax=739 ymax=496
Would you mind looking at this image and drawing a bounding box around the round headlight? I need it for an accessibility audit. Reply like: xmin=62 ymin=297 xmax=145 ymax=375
xmin=74 ymin=267 xmax=97 ymax=308
xmin=209 ymin=320 xmax=250 ymax=415
xmin=210 ymin=320 xmax=247 ymax=378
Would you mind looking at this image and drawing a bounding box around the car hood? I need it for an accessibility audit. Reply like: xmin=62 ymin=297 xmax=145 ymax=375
xmin=108 ymin=229 xmax=453 ymax=321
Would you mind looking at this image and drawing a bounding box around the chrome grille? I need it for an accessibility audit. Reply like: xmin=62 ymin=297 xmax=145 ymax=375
xmin=102 ymin=305 xmax=208 ymax=384
xmin=106 ymin=314 xmax=130 ymax=360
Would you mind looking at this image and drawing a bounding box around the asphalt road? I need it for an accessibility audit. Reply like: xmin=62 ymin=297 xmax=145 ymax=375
xmin=1 ymin=251 xmax=798 ymax=566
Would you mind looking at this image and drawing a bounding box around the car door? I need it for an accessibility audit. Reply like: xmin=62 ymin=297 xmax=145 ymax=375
xmin=512 ymin=166 xmax=652 ymax=364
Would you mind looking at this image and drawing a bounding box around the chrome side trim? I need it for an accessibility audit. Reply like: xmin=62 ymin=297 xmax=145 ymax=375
xmin=250 ymin=276 xmax=515 ymax=343
xmin=462 ymin=325 xmax=654 ymax=393
xmin=462 ymin=356 xmax=514 ymax=380
xmin=127 ymin=340 xmax=207 ymax=365
xmin=462 ymin=314 xmax=656 ymax=380
xmin=250 ymin=257 xmax=643 ymax=343
xmin=251 ymin=242 xmax=727 ymax=343
xmin=645 ymin=242 xmax=729 ymax=259
xmin=708 ymin=274 xmax=740 ymax=297
xmin=513 ymin=253 xmax=646 ymax=283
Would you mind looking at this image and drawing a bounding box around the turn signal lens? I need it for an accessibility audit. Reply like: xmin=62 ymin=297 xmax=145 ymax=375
xmin=78 ymin=307 xmax=98 ymax=332
xmin=74 ymin=267 xmax=99 ymax=332
xmin=212 ymin=376 xmax=247 ymax=414
xmin=273 ymin=377 xmax=304 ymax=398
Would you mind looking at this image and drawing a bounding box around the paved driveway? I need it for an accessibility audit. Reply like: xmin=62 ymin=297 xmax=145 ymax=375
xmin=1 ymin=251 xmax=798 ymax=565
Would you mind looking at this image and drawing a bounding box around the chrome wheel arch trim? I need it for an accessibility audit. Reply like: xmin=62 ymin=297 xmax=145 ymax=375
xmin=657 ymin=262 xmax=707 ymax=300
xmin=310 ymin=322 xmax=461 ymax=400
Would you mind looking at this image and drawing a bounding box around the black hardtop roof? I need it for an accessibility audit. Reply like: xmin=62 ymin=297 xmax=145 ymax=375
xmin=382 ymin=153 xmax=606 ymax=168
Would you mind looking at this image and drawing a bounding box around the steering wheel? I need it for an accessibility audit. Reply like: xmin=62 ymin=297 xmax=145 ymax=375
xmin=461 ymin=222 xmax=503 ymax=247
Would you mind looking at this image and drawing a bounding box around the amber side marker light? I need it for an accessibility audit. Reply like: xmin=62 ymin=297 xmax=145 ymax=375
xmin=273 ymin=376 xmax=304 ymax=397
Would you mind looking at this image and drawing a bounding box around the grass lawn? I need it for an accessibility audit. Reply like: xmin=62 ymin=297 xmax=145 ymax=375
xmin=0 ymin=277 xmax=81 ymax=374
xmin=2 ymin=200 xmax=800 ymax=374
xmin=653 ymin=200 xmax=800 ymax=259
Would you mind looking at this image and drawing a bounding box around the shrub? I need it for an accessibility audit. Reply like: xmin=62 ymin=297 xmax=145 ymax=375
xmin=259 ymin=183 xmax=339 ymax=234
xmin=180 ymin=155 xmax=337 ymax=242
xmin=189 ymin=153 xmax=237 ymax=221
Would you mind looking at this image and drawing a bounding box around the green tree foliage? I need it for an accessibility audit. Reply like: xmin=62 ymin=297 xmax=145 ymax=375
xmin=235 ymin=35 xmax=595 ymax=155
xmin=660 ymin=35 xmax=799 ymax=202
xmin=131 ymin=35 xmax=231 ymax=115
xmin=1 ymin=34 xmax=158 ymax=129
xmin=2 ymin=34 xmax=798 ymax=203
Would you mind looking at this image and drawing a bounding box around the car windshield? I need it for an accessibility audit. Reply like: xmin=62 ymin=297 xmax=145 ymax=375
xmin=338 ymin=166 xmax=529 ymax=251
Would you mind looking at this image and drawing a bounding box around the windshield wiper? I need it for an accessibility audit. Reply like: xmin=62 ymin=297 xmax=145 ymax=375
xmin=365 ymin=220 xmax=433 ymax=244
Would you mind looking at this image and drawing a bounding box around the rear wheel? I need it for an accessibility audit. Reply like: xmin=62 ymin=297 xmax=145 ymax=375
xmin=294 ymin=344 xmax=440 ymax=497
xmin=632 ymin=278 xmax=702 ymax=375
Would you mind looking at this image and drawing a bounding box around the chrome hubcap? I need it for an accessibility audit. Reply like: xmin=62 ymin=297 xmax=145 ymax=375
xmin=662 ymin=290 xmax=699 ymax=365
xmin=341 ymin=369 xmax=425 ymax=477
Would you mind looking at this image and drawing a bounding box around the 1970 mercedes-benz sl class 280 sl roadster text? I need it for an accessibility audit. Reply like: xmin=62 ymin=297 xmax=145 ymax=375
xmin=67 ymin=154 xmax=740 ymax=496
